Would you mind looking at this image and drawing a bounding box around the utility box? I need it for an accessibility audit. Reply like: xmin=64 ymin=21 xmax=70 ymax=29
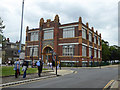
xmin=19 ymin=52 xmax=25 ymax=60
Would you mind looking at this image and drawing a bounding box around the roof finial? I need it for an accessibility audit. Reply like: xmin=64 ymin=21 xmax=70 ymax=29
xmin=79 ymin=17 xmax=82 ymax=23
xmin=54 ymin=14 xmax=59 ymax=23
xmin=40 ymin=18 xmax=44 ymax=27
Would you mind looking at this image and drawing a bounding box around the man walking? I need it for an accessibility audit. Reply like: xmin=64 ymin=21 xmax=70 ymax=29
xmin=40 ymin=60 xmax=43 ymax=74
xmin=36 ymin=58 xmax=42 ymax=77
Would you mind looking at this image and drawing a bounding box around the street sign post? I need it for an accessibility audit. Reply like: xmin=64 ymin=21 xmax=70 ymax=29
xmin=91 ymin=55 xmax=93 ymax=67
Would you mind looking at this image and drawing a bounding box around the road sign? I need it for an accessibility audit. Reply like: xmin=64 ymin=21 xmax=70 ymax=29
xmin=19 ymin=52 xmax=25 ymax=59
xmin=18 ymin=50 xmax=21 ymax=53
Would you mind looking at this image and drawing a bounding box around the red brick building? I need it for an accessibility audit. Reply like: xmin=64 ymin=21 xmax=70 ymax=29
xmin=25 ymin=15 xmax=102 ymax=67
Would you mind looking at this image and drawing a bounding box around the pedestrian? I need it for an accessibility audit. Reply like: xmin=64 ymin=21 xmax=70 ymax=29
xmin=36 ymin=58 xmax=42 ymax=77
xmin=8 ymin=60 xmax=11 ymax=66
xmin=22 ymin=61 xmax=28 ymax=78
xmin=5 ymin=62 xmax=7 ymax=66
xmin=14 ymin=59 xmax=20 ymax=78
xmin=40 ymin=60 xmax=43 ymax=74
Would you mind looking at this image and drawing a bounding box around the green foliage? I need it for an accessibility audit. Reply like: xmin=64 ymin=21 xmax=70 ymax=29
xmin=102 ymin=40 xmax=120 ymax=63
xmin=102 ymin=40 xmax=110 ymax=61
xmin=1 ymin=66 xmax=47 ymax=77
xmin=0 ymin=17 xmax=5 ymax=33
xmin=109 ymin=46 xmax=118 ymax=60
xmin=100 ymin=61 xmax=110 ymax=66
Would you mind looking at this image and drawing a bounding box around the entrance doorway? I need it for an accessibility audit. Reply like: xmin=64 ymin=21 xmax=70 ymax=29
xmin=42 ymin=46 xmax=53 ymax=64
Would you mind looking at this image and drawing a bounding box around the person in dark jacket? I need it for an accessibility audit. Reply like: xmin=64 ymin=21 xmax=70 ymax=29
xmin=40 ymin=60 xmax=43 ymax=74
xmin=36 ymin=58 xmax=43 ymax=77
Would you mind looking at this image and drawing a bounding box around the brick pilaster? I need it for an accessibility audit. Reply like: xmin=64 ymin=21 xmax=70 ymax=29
xmin=86 ymin=22 xmax=89 ymax=66
xmin=54 ymin=15 xmax=59 ymax=55
xmin=78 ymin=17 xmax=82 ymax=67
xmin=39 ymin=18 xmax=44 ymax=59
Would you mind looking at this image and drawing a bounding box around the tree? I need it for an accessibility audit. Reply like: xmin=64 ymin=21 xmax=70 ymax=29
xmin=109 ymin=46 xmax=117 ymax=63
xmin=102 ymin=40 xmax=110 ymax=62
xmin=0 ymin=17 xmax=5 ymax=33
xmin=0 ymin=17 xmax=5 ymax=44
xmin=102 ymin=39 xmax=120 ymax=64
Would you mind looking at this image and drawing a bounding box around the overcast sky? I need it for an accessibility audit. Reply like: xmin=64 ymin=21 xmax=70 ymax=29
xmin=0 ymin=0 xmax=119 ymax=46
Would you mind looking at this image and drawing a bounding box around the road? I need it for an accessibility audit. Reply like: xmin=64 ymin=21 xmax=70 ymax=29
xmin=3 ymin=66 xmax=118 ymax=88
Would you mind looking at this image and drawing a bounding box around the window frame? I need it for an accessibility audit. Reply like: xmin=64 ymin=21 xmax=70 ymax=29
xmin=94 ymin=49 xmax=97 ymax=58
xmin=44 ymin=30 xmax=54 ymax=40
xmin=63 ymin=27 xmax=75 ymax=38
xmin=89 ymin=47 xmax=92 ymax=57
xmin=89 ymin=32 xmax=92 ymax=42
xmin=94 ymin=35 xmax=97 ymax=44
xmin=82 ymin=45 xmax=87 ymax=56
xmin=30 ymin=47 xmax=38 ymax=56
xmin=62 ymin=45 xmax=74 ymax=56
xmin=30 ymin=32 xmax=38 ymax=41
xmin=82 ymin=28 xmax=87 ymax=39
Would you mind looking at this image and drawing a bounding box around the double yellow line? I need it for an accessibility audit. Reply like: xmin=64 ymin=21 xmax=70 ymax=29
xmin=103 ymin=80 xmax=114 ymax=90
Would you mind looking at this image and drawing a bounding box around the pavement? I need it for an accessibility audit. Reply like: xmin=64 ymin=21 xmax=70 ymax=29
xmin=110 ymin=80 xmax=119 ymax=89
xmin=103 ymin=80 xmax=119 ymax=90
xmin=62 ymin=64 xmax=118 ymax=69
xmin=0 ymin=68 xmax=75 ymax=87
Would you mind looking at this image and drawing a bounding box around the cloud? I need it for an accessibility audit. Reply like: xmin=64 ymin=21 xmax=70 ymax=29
xmin=0 ymin=0 xmax=119 ymax=46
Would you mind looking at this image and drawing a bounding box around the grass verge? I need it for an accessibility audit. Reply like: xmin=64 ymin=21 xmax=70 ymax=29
xmin=1 ymin=66 xmax=48 ymax=77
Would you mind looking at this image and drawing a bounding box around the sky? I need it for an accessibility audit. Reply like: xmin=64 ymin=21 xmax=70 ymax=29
xmin=0 ymin=0 xmax=119 ymax=46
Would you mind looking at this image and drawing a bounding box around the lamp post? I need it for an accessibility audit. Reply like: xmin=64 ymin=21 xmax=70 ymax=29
xmin=60 ymin=60 xmax=61 ymax=70
xmin=54 ymin=52 xmax=57 ymax=76
xmin=99 ymin=61 xmax=101 ymax=69
xmin=19 ymin=0 xmax=24 ymax=57
xmin=51 ymin=51 xmax=57 ymax=76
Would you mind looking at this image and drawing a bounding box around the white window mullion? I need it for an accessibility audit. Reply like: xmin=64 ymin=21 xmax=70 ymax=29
xmin=44 ymin=30 xmax=53 ymax=39
xmin=63 ymin=27 xmax=74 ymax=38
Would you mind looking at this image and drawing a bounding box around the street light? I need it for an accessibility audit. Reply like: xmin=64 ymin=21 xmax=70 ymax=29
xmin=19 ymin=0 xmax=24 ymax=57
xmin=53 ymin=52 xmax=58 ymax=76
xmin=50 ymin=51 xmax=58 ymax=76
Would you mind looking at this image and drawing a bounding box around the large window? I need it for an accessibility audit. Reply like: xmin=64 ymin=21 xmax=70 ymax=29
xmin=63 ymin=27 xmax=74 ymax=38
xmin=30 ymin=32 xmax=38 ymax=41
xmin=82 ymin=28 xmax=87 ymax=39
xmin=89 ymin=48 xmax=92 ymax=57
xmin=89 ymin=32 xmax=92 ymax=42
xmin=63 ymin=45 xmax=74 ymax=56
xmin=94 ymin=35 xmax=97 ymax=44
xmin=94 ymin=49 xmax=97 ymax=58
xmin=30 ymin=47 xmax=38 ymax=56
xmin=82 ymin=45 xmax=86 ymax=56
xmin=98 ymin=50 xmax=100 ymax=58
xmin=98 ymin=37 xmax=100 ymax=45
xmin=44 ymin=30 xmax=53 ymax=40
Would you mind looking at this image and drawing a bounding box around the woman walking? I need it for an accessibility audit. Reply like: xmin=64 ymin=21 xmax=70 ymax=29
xmin=22 ymin=61 xmax=28 ymax=78
xmin=14 ymin=59 xmax=20 ymax=78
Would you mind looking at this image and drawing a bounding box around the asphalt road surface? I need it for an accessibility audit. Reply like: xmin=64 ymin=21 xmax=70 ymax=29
xmin=4 ymin=66 xmax=118 ymax=88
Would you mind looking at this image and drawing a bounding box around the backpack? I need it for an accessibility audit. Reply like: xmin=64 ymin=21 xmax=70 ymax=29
xmin=36 ymin=61 xmax=40 ymax=66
